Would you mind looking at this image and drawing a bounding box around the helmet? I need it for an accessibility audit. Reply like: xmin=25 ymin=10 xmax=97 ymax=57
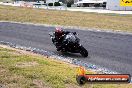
xmin=55 ymin=27 xmax=63 ymax=38
xmin=55 ymin=27 xmax=63 ymax=33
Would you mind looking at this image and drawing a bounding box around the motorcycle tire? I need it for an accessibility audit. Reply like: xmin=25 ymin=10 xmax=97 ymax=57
xmin=79 ymin=46 xmax=88 ymax=57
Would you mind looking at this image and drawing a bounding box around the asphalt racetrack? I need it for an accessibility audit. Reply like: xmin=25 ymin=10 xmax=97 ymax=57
xmin=0 ymin=22 xmax=132 ymax=75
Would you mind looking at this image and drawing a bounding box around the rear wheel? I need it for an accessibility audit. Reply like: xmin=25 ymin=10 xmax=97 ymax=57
xmin=79 ymin=46 xmax=88 ymax=57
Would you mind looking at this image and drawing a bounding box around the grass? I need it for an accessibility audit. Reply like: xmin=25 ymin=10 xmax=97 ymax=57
xmin=0 ymin=0 xmax=12 ymax=2
xmin=0 ymin=46 xmax=132 ymax=88
xmin=0 ymin=5 xmax=132 ymax=32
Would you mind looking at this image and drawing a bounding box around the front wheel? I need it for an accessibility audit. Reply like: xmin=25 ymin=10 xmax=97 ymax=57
xmin=79 ymin=46 xmax=88 ymax=57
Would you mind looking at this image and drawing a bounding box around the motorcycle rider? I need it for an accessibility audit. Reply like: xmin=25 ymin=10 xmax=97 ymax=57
xmin=53 ymin=27 xmax=76 ymax=51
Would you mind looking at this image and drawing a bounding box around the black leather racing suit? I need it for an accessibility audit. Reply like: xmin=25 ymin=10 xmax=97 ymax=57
xmin=53 ymin=31 xmax=70 ymax=51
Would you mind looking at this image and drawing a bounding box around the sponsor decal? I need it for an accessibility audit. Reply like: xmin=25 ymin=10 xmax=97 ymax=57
xmin=120 ymin=0 xmax=132 ymax=6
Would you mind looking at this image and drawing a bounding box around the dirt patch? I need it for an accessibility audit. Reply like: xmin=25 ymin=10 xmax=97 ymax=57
xmin=0 ymin=66 xmax=9 ymax=75
xmin=16 ymin=62 xmax=38 ymax=68
xmin=8 ymin=51 xmax=22 ymax=56
xmin=33 ymin=80 xmax=51 ymax=88
xmin=0 ymin=69 xmax=7 ymax=74
xmin=65 ymin=83 xmax=83 ymax=88
xmin=65 ymin=83 xmax=95 ymax=88
xmin=0 ymin=84 xmax=6 ymax=88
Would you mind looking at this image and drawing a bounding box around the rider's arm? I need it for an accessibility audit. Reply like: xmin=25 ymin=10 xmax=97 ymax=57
xmin=63 ymin=31 xmax=70 ymax=35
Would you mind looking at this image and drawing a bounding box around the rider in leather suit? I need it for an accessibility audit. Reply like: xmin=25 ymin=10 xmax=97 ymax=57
xmin=53 ymin=27 xmax=71 ymax=51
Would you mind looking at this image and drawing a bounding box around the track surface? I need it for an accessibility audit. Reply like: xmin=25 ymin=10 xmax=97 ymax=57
xmin=0 ymin=22 xmax=132 ymax=75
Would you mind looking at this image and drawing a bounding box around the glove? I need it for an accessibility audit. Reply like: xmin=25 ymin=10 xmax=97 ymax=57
xmin=73 ymin=32 xmax=77 ymax=35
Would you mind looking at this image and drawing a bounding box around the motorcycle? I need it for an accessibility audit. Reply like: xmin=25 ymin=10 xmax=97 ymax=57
xmin=49 ymin=32 xmax=88 ymax=57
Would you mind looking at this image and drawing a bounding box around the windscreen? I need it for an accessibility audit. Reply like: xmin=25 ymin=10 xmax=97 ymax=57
xmin=65 ymin=33 xmax=79 ymax=43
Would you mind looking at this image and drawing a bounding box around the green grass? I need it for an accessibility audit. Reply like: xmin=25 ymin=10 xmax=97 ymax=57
xmin=0 ymin=47 xmax=76 ymax=88
xmin=0 ymin=5 xmax=132 ymax=32
xmin=0 ymin=46 xmax=132 ymax=88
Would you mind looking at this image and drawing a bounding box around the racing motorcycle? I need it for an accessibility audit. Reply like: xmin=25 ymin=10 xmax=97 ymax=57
xmin=49 ymin=32 xmax=88 ymax=57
